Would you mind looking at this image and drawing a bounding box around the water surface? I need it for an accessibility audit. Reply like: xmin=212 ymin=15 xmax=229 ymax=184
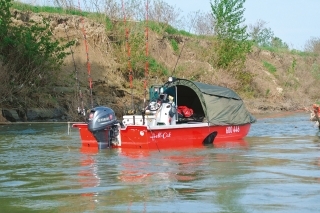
xmin=0 ymin=112 xmax=320 ymax=212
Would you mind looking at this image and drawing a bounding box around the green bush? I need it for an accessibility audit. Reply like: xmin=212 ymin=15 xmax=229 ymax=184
xmin=170 ymin=39 xmax=179 ymax=53
xmin=0 ymin=0 xmax=74 ymax=106
xmin=263 ymin=61 xmax=277 ymax=74
xmin=148 ymin=57 xmax=168 ymax=76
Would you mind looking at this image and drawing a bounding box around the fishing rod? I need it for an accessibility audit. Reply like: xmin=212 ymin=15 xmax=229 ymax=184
xmin=142 ymin=0 xmax=149 ymax=125
xmin=63 ymin=21 xmax=85 ymax=117
xmin=78 ymin=0 xmax=93 ymax=111
xmin=171 ymin=12 xmax=198 ymax=77
xmin=122 ymin=0 xmax=134 ymax=113
xmin=144 ymin=0 xmax=149 ymax=111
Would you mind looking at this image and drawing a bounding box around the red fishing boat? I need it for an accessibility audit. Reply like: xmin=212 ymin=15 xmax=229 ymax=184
xmin=73 ymin=77 xmax=256 ymax=149
xmin=73 ymin=0 xmax=256 ymax=149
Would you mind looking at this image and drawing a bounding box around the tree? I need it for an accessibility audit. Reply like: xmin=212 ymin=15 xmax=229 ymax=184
xmin=192 ymin=11 xmax=215 ymax=35
xmin=210 ymin=0 xmax=251 ymax=69
xmin=148 ymin=0 xmax=183 ymax=29
xmin=248 ymin=19 xmax=274 ymax=47
xmin=305 ymin=37 xmax=320 ymax=53
xmin=271 ymin=37 xmax=288 ymax=49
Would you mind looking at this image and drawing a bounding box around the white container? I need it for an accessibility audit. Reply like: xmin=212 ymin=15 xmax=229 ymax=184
xmin=122 ymin=115 xmax=156 ymax=126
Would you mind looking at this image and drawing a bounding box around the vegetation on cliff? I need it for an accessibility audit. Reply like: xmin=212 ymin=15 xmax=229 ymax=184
xmin=0 ymin=0 xmax=75 ymax=110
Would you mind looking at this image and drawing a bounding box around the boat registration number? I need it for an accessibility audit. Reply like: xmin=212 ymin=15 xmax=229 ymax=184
xmin=226 ymin=126 xmax=240 ymax=134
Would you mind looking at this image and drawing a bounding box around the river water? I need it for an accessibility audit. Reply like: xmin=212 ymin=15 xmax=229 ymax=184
xmin=0 ymin=112 xmax=320 ymax=213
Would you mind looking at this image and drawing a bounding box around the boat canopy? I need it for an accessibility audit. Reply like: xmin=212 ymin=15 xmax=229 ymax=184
xmin=163 ymin=78 xmax=256 ymax=125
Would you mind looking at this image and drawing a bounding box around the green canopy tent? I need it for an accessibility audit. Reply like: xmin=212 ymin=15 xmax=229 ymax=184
xmin=163 ymin=78 xmax=256 ymax=125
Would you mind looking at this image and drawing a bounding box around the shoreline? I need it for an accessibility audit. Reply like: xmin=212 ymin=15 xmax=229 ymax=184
xmin=0 ymin=109 xmax=310 ymax=124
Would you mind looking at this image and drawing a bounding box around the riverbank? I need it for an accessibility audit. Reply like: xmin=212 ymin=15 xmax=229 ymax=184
xmin=0 ymin=101 xmax=311 ymax=123
xmin=1 ymin=10 xmax=319 ymax=123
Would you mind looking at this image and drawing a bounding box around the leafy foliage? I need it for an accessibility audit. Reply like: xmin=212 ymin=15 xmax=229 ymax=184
xmin=248 ymin=19 xmax=274 ymax=47
xmin=210 ymin=0 xmax=252 ymax=69
xmin=211 ymin=0 xmax=247 ymax=40
xmin=271 ymin=37 xmax=288 ymax=49
xmin=0 ymin=0 xmax=11 ymax=36
xmin=147 ymin=20 xmax=192 ymax=36
xmin=0 ymin=0 xmax=74 ymax=107
xmin=210 ymin=0 xmax=253 ymax=87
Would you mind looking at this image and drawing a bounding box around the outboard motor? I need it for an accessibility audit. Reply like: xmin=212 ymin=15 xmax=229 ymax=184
xmin=87 ymin=106 xmax=119 ymax=149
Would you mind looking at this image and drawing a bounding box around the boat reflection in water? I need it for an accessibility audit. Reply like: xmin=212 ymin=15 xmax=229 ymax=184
xmin=79 ymin=147 xmax=100 ymax=195
xmin=77 ymin=139 xmax=249 ymax=211
xmin=76 ymin=146 xmax=200 ymax=211
xmin=78 ymin=138 xmax=249 ymax=184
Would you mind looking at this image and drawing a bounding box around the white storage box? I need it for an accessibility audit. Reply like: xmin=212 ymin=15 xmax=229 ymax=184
xmin=122 ymin=115 xmax=156 ymax=126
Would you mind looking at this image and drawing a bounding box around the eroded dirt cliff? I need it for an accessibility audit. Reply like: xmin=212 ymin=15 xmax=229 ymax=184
xmin=1 ymin=10 xmax=319 ymax=122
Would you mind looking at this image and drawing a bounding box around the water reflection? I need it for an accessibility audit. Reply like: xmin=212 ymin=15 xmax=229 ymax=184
xmin=76 ymin=139 xmax=250 ymax=212
xmin=313 ymin=132 xmax=320 ymax=170
xmin=213 ymin=139 xmax=249 ymax=149
xmin=79 ymin=147 xmax=100 ymax=194
xmin=75 ymin=147 xmax=99 ymax=212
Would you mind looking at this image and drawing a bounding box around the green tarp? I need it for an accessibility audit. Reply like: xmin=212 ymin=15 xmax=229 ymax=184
xmin=164 ymin=78 xmax=256 ymax=125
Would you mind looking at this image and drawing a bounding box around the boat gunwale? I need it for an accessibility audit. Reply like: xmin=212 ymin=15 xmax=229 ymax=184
xmin=121 ymin=122 xmax=250 ymax=130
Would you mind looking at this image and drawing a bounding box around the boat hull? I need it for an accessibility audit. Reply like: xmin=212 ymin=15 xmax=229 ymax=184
xmin=73 ymin=123 xmax=251 ymax=149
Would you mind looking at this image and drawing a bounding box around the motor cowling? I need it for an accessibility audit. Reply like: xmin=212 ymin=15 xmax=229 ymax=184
xmin=87 ymin=106 xmax=119 ymax=149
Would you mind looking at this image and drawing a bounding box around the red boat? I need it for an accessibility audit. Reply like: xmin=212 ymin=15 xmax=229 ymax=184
xmin=73 ymin=77 xmax=256 ymax=149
